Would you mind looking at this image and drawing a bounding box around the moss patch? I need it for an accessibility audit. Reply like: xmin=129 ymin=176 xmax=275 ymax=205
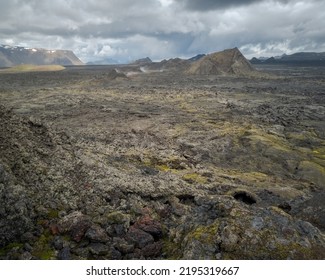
xmin=47 ymin=209 xmax=59 ymax=219
xmin=297 ymin=160 xmax=325 ymax=187
xmin=31 ymin=233 xmax=56 ymax=260
xmin=106 ymin=211 xmax=131 ymax=224
xmin=162 ymin=239 xmax=183 ymax=259
xmin=0 ymin=242 xmax=24 ymax=257
xmin=188 ymin=222 xmax=220 ymax=245
xmin=182 ymin=173 xmax=208 ymax=184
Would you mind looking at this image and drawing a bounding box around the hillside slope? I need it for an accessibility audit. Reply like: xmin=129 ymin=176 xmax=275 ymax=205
xmin=0 ymin=45 xmax=83 ymax=67
xmin=187 ymin=47 xmax=255 ymax=75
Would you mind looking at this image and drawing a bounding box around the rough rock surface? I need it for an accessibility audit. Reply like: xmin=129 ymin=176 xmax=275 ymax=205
xmin=0 ymin=63 xmax=324 ymax=259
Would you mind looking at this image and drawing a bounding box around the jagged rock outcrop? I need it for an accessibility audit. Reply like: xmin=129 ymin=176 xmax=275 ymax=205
xmin=0 ymin=44 xmax=83 ymax=67
xmin=186 ymin=47 xmax=255 ymax=75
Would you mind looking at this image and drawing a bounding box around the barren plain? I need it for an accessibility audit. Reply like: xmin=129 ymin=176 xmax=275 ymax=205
xmin=0 ymin=64 xmax=325 ymax=259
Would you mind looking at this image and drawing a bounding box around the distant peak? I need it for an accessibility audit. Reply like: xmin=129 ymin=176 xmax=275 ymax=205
xmin=133 ymin=57 xmax=152 ymax=65
xmin=188 ymin=54 xmax=206 ymax=62
xmin=0 ymin=44 xmax=83 ymax=67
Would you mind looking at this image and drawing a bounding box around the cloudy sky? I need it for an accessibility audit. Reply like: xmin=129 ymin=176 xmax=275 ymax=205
xmin=1 ymin=0 xmax=324 ymax=63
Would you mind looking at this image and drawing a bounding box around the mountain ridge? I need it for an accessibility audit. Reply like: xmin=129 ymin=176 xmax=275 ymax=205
xmin=0 ymin=44 xmax=83 ymax=67
xmin=250 ymin=51 xmax=325 ymax=65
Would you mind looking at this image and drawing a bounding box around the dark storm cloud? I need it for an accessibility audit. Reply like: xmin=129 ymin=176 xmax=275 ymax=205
xmin=178 ymin=0 xmax=313 ymax=11
xmin=0 ymin=0 xmax=324 ymax=62
xmin=179 ymin=0 xmax=262 ymax=11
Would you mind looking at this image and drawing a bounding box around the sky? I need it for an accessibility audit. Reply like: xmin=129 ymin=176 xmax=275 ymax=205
xmin=1 ymin=0 xmax=324 ymax=63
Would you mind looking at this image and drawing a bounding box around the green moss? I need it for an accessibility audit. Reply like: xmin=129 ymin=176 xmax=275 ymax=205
xmin=141 ymin=156 xmax=187 ymax=174
xmin=47 ymin=209 xmax=59 ymax=219
xmin=106 ymin=211 xmax=130 ymax=224
xmin=298 ymin=160 xmax=325 ymax=186
xmin=242 ymin=171 xmax=268 ymax=181
xmin=221 ymin=225 xmax=322 ymax=260
xmin=188 ymin=222 xmax=220 ymax=245
xmin=162 ymin=239 xmax=183 ymax=259
xmin=34 ymin=248 xmax=56 ymax=260
xmin=32 ymin=233 xmax=56 ymax=260
xmin=182 ymin=173 xmax=208 ymax=184
xmin=249 ymin=133 xmax=291 ymax=153
xmin=272 ymin=242 xmax=310 ymax=260
xmin=313 ymin=147 xmax=325 ymax=161
xmin=0 ymin=242 xmax=24 ymax=257
xmin=156 ymin=164 xmax=171 ymax=172
xmin=178 ymin=102 xmax=197 ymax=113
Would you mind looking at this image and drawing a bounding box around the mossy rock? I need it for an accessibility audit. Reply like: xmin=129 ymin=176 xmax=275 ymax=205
xmin=162 ymin=238 xmax=183 ymax=259
xmin=187 ymin=222 xmax=220 ymax=245
xmin=313 ymin=147 xmax=325 ymax=160
xmin=144 ymin=156 xmax=187 ymax=174
xmin=105 ymin=211 xmax=131 ymax=225
xmin=181 ymin=222 xmax=221 ymax=259
xmin=47 ymin=209 xmax=59 ymax=219
xmin=31 ymin=234 xmax=56 ymax=260
xmin=297 ymin=161 xmax=325 ymax=187
xmin=0 ymin=242 xmax=24 ymax=258
xmin=182 ymin=173 xmax=208 ymax=184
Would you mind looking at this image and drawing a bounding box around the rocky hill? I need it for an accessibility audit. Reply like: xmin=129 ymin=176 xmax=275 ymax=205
xmin=186 ymin=47 xmax=255 ymax=75
xmin=143 ymin=57 xmax=190 ymax=72
xmin=139 ymin=49 xmax=254 ymax=75
xmin=132 ymin=57 xmax=152 ymax=65
xmin=0 ymin=44 xmax=83 ymax=67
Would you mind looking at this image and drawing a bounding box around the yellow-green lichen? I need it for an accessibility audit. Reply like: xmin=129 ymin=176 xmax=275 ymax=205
xmin=156 ymin=164 xmax=172 ymax=172
xmin=47 ymin=209 xmax=59 ymax=219
xmin=105 ymin=211 xmax=130 ymax=224
xmin=162 ymin=239 xmax=183 ymax=260
xmin=298 ymin=160 xmax=325 ymax=186
xmin=182 ymin=173 xmax=208 ymax=184
xmin=187 ymin=222 xmax=220 ymax=245
xmin=141 ymin=155 xmax=187 ymax=174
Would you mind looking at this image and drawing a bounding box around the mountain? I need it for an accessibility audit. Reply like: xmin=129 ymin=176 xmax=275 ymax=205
xmin=186 ymin=47 xmax=255 ymax=75
xmin=265 ymin=57 xmax=276 ymax=63
xmin=188 ymin=54 xmax=206 ymax=62
xmin=250 ymin=57 xmax=262 ymax=64
xmin=132 ymin=48 xmax=254 ymax=75
xmin=132 ymin=57 xmax=152 ymax=65
xmin=281 ymin=52 xmax=325 ymax=62
xmin=0 ymin=44 xmax=83 ymax=67
xmin=250 ymin=52 xmax=325 ymax=65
